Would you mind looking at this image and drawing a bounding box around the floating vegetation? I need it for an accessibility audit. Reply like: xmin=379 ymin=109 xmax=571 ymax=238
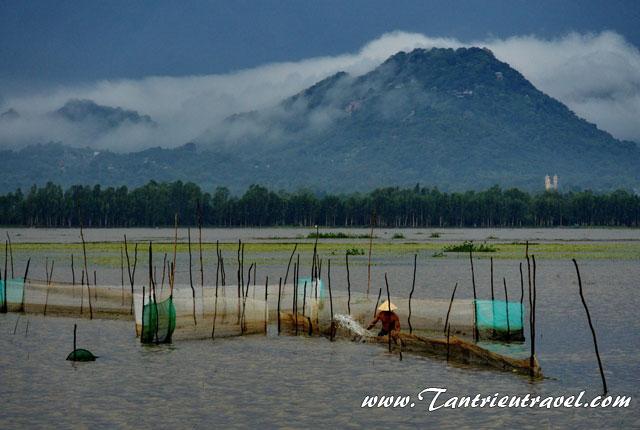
xmin=432 ymin=251 xmax=445 ymax=258
xmin=443 ymin=241 xmax=497 ymax=253
xmin=307 ymin=232 xmax=374 ymax=239
xmin=392 ymin=233 xmax=405 ymax=239
xmin=430 ymin=232 xmax=441 ymax=238
xmin=346 ymin=248 xmax=365 ymax=256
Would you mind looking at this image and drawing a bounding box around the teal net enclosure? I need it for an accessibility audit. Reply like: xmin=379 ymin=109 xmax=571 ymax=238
xmin=475 ymin=299 xmax=524 ymax=340
xmin=0 ymin=278 xmax=25 ymax=311
xmin=140 ymin=295 xmax=176 ymax=344
xmin=134 ymin=286 xmax=267 ymax=341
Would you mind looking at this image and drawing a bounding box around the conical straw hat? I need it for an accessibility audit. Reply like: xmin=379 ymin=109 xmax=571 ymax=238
xmin=378 ymin=300 xmax=398 ymax=312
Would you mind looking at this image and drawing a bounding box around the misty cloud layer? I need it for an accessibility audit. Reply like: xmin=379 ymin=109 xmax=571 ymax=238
xmin=1 ymin=30 xmax=639 ymax=152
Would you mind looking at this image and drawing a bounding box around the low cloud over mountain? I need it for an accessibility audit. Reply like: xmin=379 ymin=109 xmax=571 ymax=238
xmin=0 ymin=31 xmax=639 ymax=152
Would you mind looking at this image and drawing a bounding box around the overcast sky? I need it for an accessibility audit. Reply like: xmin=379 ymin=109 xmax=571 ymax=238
xmin=1 ymin=0 xmax=639 ymax=149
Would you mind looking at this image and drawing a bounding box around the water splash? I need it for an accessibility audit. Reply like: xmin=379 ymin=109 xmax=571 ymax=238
xmin=334 ymin=314 xmax=375 ymax=338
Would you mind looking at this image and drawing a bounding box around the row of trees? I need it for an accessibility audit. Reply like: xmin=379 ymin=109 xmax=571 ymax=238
xmin=0 ymin=181 xmax=638 ymax=227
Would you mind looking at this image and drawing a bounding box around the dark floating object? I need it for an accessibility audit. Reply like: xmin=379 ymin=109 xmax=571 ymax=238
xmin=66 ymin=348 xmax=97 ymax=362
xmin=67 ymin=324 xmax=97 ymax=362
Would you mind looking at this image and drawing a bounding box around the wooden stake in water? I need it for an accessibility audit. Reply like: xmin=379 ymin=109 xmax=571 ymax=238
xmin=408 ymin=254 xmax=417 ymax=334
xmin=444 ymin=282 xmax=458 ymax=335
xmin=503 ymin=277 xmax=510 ymax=337
xmin=80 ymin=225 xmax=93 ymax=319
xmin=345 ymin=252 xmax=351 ymax=315
xmin=170 ymin=214 xmax=178 ymax=295
xmin=2 ymin=240 xmax=7 ymax=313
xmin=519 ymin=262 xmax=524 ymax=333
xmin=277 ymin=278 xmax=282 ymax=335
xmin=284 ymin=244 xmax=297 ymax=285
xmin=366 ymin=213 xmax=375 ymax=296
xmin=197 ymin=200 xmax=204 ymax=295
xmin=572 ymin=259 xmax=607 ymax=395
xmin=469 ymin=247 xmax=478 ymax=341
xmin=264 ymin=276 xmax=268 ymax=334
xmin=211 ymin=251 xmax=220 ymax=340
xmin=5 ymin=232 xmax=14 ymax=278
xmin=44 ymin=258 xmax=54 ymax=316
xmin=328 ymin=259 xmax=334 ymax=341
xmin=73 ymin=324 xmax=77 ymax=360
xmin=20 ymin=258 xmax=30 ymax=312
xmin=373 ymin=287 xmax=382 ymax=319
xmin=124 ymin=235 xmax=138 ymax=314
xmin=188 ymin=228 xmax=197 ymax=325
xmin=71 ymin=254 xmax=76 ymax=286
xmin=384 ymin=273 xmax=392 ymax=353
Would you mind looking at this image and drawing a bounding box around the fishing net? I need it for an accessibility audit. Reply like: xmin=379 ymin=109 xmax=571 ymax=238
xmin=273 ymin=288 xmax=477 ymax=337
xmin=134 ymin=285 xmax=268 ymax=341
xmin=475 ymin=299 xmax=524 ymax=340
xmin=0 ymin=278 xmax=25 ymax=311
xmin=1 ymin=279 xmax=132 ymax=317
xmin=140 ymin=295 xmax=176 ymax=343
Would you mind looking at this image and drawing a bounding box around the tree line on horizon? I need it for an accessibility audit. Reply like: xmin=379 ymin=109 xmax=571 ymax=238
xmin=0 ymin=181 xmax=638 ymax=228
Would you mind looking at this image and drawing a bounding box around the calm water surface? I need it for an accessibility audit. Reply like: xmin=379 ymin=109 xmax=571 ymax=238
xmin=1 ymin=228 xmax=638 ymax=428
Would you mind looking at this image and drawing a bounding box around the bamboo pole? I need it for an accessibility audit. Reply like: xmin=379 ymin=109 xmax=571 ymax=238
xmin=149 ymin=242 xmax=160 ymax=343
xmin=328 ymin=259 xmax=334 ymax=341
xmin=6 ymin=232 xmax=14 ymax=278
xmin=124 ymin=235 xmax=137 ymax=314
xmin=293 ymin=262 xmax=298 ymax=336
xmin=79 ymin=225 xmax=93 ymax=319
xmin=277 ymin=277 xmax=282 ymax=334
xmin=366 ymin=213 xmax=375 ymax=296
xmin=446 ymin=325 xmax=451 ymax=361
xmin=188 ymin=228 xmax=197 ymax=325
xmin=384 ymin=273 xmax=392 ymax=353
xmin=73 ymin=324 xmax=77 ymax=360
xmin=283 ymin=244 xmax=297 ymax=285
xmin=469 ymin=247 xmax=478 ymax=341
xmin=408 ymin=254 xmax=417 ymax=334
xmin=311 ymin=225 xmax=318 ymax=298
xmin=1 ymin=241 xmax=6 ymax=313
xmin=444 ymin=282 xmax=458 ymax=335
xmin=345 ymin=252 xmax=351 ymax=315
xmin=490 ymin=257 xmax=494 ymax=300
xmin=503 ymin=277 xmax=510 ymax=337
xmin=198 ymin=201 xmax=204 ymax=296
xmin=141 ymin=285 xmax=146 ymax=344
xmin=212 ymin=248 xmax=220 ymax=340
xmin=170 ymin=214 xmax=178 ymax=295
xmin=519 ymin=262 xmax=524 ymax=333
xmin=44 ymin=258 xmax=54 ymax=316
xmin=527 ymin=252 xmax=535 ymax=377
xmin=264 ymin=276 xmax=268 ymax=334
xmin=302 ymin=280 xmax=307 ymax=317
xmin=373 ymin=287 xmax=382 ymax=319
xmin=572 ymin=259 xmax=607 ymax=394
xmin=160 ymin=253 xmax=167 ymax=293
xmin=71 ymin=254 xmax=76 ymax=286
xmin=215 ymin=240 xmax=220 ymax=288
xmin=120 ymin=246 xmax=124 ymax=304
xmin=20 ymin=258 xmax=29 ymax=311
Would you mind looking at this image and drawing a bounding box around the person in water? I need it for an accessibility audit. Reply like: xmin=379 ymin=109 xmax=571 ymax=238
xmin=367 ymin=300 xmax=400 ymax=338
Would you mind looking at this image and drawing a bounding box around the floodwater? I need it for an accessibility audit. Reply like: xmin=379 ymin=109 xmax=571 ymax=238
xmin=1 ymin=228 xmax=639 ymax=428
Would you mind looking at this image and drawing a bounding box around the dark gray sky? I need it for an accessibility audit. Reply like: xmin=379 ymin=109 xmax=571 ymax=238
xmin=1 ymin=0 xmax=639 ymax=89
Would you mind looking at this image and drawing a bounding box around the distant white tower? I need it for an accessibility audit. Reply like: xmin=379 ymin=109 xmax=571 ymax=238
xmin=545 ymin=175 xmax=551 ymax=191
xmin=553 ymin=175 xmax=558 ymax=191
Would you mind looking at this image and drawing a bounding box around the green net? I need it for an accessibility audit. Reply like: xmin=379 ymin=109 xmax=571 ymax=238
xmin=141 ymin=296 xmax=176 ymax=344
xmin=475 ymin=299 xmax=524 ymax=339
xmin=0 ymin=278 xmax=25 ymax=309
xmin=297 ymin=277 xmax=324 ymax=299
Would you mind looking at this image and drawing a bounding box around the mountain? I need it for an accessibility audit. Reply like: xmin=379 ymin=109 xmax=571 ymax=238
xmin=0 ymin=47 xmax=639 ymax=193
xmin=54 ymin=99 xmax=155 ymax=130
